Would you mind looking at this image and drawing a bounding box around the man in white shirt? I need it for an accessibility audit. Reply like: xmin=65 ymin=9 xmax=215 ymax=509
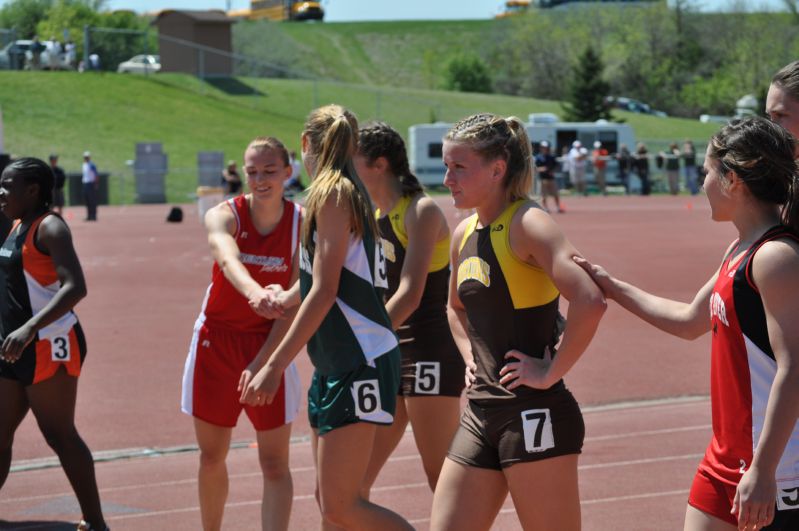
xmin=81 ymin=151 xmax=98 ymax=221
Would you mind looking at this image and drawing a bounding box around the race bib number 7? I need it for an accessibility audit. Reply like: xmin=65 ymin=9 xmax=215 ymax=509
xmin=521 ymin=408 xmax=554 ymax=453
xmin=50 ymin=336 xmax=71 ymax=362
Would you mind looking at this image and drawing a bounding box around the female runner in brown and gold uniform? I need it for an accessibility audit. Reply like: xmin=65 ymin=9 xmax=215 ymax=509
xmin=430 ymin=113 xmax=606 ymax=531
xmin=354 ymin=122 xmax=465 ymax=496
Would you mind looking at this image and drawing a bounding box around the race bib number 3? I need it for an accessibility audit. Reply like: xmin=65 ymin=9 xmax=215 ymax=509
xmin=521 ymin=408 xmax=555 ymax=453
xmin=50 ymin=336 xmax=71 ymax=362
xmin=777 ymin=486 xmax=799 ymax=511
xmin=414 ymin=362 xmax=440 ymax=395
xmin=352 ymin=379 xmax=382 ymax=419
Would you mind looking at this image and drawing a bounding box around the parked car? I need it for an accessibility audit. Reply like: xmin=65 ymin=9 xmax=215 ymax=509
xmin=117 ymin=55 xmax=161 ymax=74
xmin=0 ymin=40 xmax=31 ymax=70
xmin=605 ymin=96 xmax=668 ymax=118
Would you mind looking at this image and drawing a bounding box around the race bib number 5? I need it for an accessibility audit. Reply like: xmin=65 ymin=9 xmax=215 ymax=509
xmin=50 ymin=336 xmax=71 ymax=362
xmin=521 ymin=408 xmax=554 ymax=453
xmin=414 ymin=362 xmax=440 ymax=395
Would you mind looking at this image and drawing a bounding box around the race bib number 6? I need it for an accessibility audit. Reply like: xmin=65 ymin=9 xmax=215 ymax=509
xmin=521 ymin=408 xmax=554 ymax=453
xmin=352 ymin=379 xmax=382 ymax=419
xmin=50 ymin=336 xmax=71 ymax=362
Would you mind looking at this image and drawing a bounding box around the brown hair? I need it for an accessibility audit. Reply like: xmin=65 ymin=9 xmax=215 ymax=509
xmin=772 ymin=61 xmax=799 ymax=102
xmin=245 ymin=136 xmax=290 ymax=167
xmin=358 ymin=121 xmax=423 ymax=197
xmin=708 ymin=116 xmax=799 ymax=231
xmin=444 ymin=113 xmax=532 ymax=201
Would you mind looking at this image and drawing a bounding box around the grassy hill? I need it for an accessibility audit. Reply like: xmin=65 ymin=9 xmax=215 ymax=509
xmin=234 ymin=19 xmax=497 ymax=90
xmin=0 ymin=70 xmax=719 ymax=204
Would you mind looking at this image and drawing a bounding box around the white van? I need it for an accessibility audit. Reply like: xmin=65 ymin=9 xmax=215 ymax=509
xmin=408 ymin=119 xmax=635 ymax=187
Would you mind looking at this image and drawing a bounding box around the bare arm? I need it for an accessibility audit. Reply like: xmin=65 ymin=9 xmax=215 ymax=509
xmin=239 ymin=246 xmax=301 ymax=400
xmin=446 ymin=218 xmax=477 ymax=386
xmin=2 ymin=216 xmax=87 ymax=360
xmin=500 ymin=206 xmax=606 ymax=389
xmin=243 ymin=194 xmax=352 ymax=405
xmin=385 ymin=196 xmax=444 ymax=329
xmin=573 ymin=246 xmax=724 ymax=340
xmin=205 ymin=203 xmax=267 ymax=302
xmin=733 ymin=239 xmax=799 ymax=529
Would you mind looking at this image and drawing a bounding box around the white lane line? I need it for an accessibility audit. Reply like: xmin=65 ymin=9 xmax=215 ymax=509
xmin=105 ymin=482 xmax=430 ymax=522
xmin=586 ymin=424 xmax=710 ymax=442
xmin=407 ymin=489 xmax=689 ymax=524
xmin=580 ymin=453 xmax=703 ymax=470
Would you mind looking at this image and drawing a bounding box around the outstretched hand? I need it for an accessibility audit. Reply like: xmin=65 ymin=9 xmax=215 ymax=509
xmin=247 ymin=285 xmax=286 ymax=320
xmin=499 ymin=348 xmax=554 ymax=390
xmin=573 ymin=256 xmax=616 ymax=298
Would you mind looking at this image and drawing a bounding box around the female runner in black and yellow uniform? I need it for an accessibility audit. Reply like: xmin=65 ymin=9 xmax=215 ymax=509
xmin=430 ymin=114 xmax=606 ymax=531
xmin=354 ymin=122 xmax=465 ymax=495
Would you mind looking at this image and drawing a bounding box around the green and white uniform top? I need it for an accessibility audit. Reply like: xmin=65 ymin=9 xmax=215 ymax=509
xmin=299 ymin=171 xmax=399 ymax=376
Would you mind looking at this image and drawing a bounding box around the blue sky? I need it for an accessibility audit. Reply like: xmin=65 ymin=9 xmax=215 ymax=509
xmin=95 ymin=1 xmax=790 ymax=21
xmin=0 ymin=1 xmax=789 ymax=20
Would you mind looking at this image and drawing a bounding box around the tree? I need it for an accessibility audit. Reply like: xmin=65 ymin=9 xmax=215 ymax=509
xmin=443 ymin=54 xmax=492 ymax=94
xmin=0 ymin=0 xmax=53 ymax=39
xmin=562 ymin=46 xmax=613 ymax=122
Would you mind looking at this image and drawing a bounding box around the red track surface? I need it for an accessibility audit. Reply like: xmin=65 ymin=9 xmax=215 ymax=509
xmin=2 ymin=195 xmax=733 ymax=530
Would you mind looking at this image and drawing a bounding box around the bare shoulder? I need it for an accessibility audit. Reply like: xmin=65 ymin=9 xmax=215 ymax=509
xmin=753 ymin=237 xmax=799 ymax=281
xmin=38 ymin=213 xmax=71 ymax=238
xmin=204 ymin=200 xmax=236 ymax=234
xmin=407 ymin=193 xmax=445 ymax=226
xmin=514 ymin=200 xmax=562 ymax=240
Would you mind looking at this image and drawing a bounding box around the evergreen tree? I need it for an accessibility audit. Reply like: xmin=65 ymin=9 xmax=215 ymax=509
xmin=562 ymin=46 xmax=613 ymax=122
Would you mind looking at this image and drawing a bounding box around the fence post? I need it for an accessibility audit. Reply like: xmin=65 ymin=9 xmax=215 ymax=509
xmin=83 ymin=25 xmax=90 ymax=71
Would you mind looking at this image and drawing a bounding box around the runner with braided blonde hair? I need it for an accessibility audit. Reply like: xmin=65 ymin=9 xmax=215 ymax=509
xmin=430 ymin=113 xmax=606 ymax=530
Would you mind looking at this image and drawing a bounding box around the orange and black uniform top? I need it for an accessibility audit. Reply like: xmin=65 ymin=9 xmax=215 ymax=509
xmin=0 ymin=212 xmax=84 ymax=384
xmin=457 ymin=200 xmax=562 ymax=404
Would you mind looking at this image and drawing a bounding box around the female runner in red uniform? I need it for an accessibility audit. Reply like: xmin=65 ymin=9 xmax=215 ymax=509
xmin=181 ymin=137 xmax=302 ymax=531
xmin=577 ymin=117 xmax=799 ymax=531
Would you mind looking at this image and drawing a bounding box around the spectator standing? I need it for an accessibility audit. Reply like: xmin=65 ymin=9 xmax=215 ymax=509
xmin=47 ymin=38 xmax=61 ymax=70
xmin=591 ymin=141 xmax=609 ymax=195
xmin=81 ymin=152 xmax=98 ymax=221
xmin=616 ymin=144 xmax=632 ymax=195
xmin=660 ymin=143 xmax=681 ymax=195
xmin=65 ymin=40 xmax=76 ymax=70
xmin=634 ymin=143 xmax=651 ymax=196
xmin=682 ymin=140 xmax=700 ymax=195
xmin=535 ymin=141 xmax=564 ymax=213
xmin=221 ymin=159 xmax=242 ymax=197
xmin=49 ymin=154 xmax=66 ymax=215
xmin=29 ymin=36 xmax=44 ymax=71
xmin=568 ymin=141 xmax=587 ymax=196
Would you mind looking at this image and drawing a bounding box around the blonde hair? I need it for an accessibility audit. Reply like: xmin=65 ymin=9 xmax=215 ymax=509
xmin=444 ymin=113 xmax=532 ymax=202
xmin=302 ymin=104 xmax=378 ymax=244
xmin=245 ymin=136 xmax=290 ymax=166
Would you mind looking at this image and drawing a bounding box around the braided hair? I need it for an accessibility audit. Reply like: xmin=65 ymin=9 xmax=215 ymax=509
xmin=444 ymin=113 xmax=532 ymax=201
xmin=358 ymin=121 xmax=423 ymax=197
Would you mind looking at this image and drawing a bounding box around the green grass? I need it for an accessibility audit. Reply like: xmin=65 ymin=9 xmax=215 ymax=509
xmin=0 ymin=70 xmax=719 ymax=204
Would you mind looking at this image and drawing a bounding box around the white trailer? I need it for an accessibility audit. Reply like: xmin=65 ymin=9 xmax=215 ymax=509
xmin=408 ymin=119 xmax=636 ymax=188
